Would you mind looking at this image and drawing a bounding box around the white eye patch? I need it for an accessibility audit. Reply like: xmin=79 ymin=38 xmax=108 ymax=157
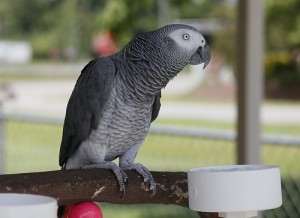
xmin=168 ymin=29 xmax=205 ymax=52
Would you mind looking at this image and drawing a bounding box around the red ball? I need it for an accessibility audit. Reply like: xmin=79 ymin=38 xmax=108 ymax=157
xmin=69 ymin=202 xmax=103 ymax=218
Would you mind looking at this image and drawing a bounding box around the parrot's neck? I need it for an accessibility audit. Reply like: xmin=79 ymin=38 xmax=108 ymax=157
xmin=114 ymin=48 xmax=184 ymax=101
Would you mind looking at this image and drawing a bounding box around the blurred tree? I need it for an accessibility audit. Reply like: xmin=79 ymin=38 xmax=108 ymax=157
xmin=265 ymin=0 xmax=300 ymax=85
xmin=170 ymin=0 xmax=215 ymax=19
xmin=96 ymin=0 xmax=158 ymax=47
xmin=1 ymin=0 xmax=299 ymax=72
xmin=0 ymin=0 xmax=49 ymax=36
xmin=0 ymin=0 xmax=105 ymax=59
xmin=0 ymin=0 xmax=159 ymax=59
xmin=205 ymin=3 xmax=236 ymax=69
xmin=266 ymin=0 xmax=300 ymax=50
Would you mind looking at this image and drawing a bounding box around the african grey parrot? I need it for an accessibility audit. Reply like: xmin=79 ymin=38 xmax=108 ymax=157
xmin=59 ymin=24 xmax=211 ymax=195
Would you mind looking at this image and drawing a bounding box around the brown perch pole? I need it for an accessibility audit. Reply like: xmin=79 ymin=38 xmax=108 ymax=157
xmin=0 ymin=169 xmax=218 ymax=217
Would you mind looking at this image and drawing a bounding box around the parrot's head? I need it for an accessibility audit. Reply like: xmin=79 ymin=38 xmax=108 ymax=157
xmin=148 ymin=24 xmax=211 ymax=69
xmin=125 ymin=24 xmax=211 ymax=93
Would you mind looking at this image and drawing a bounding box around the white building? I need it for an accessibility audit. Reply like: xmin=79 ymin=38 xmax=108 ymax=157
xmin=0 ymin=41 xmax=32 ymax=64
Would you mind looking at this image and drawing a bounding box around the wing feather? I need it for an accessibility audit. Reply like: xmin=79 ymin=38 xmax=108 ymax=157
xmin=59 ymin=57 xmax=116 ymax=166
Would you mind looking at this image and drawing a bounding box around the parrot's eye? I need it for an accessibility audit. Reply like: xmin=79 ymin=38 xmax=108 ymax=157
xmin=183 ymin=34 xmax=190 ymax=40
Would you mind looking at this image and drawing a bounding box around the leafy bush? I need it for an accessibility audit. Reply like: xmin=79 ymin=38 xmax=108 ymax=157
xmin=264 ymin=51 xmax=300 ymax=85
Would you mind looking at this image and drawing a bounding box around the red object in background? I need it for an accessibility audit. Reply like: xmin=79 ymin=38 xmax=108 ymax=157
xmin=68 ymin=202 xmax=103 ymax=218
xmin=92 ymin=31 xmax=118 ymax=56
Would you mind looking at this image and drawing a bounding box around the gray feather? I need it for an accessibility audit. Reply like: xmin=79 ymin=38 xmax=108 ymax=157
xmin=59 ymin=57 xmax=116 ymax=167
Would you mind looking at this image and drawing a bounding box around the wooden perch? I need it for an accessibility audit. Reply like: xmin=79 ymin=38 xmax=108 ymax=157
xmin=0 ymin=169 xmax=218 ymax=217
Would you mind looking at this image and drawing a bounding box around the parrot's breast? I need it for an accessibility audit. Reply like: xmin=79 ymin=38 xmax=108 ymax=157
xmin=87 ymin=82 xmax=154 ymax=161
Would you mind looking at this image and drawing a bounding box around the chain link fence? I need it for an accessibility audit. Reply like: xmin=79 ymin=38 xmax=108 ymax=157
xmin=0 ymin=114 xmax=299 ymax=218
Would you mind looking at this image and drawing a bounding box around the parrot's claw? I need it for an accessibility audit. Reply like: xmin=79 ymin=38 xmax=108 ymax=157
xmin=121 ymin=163 xmax=156 ymax=196
xmin=82 ymin=162 xmax=128 ymax=198
xmin=118 ymin=169 xmax=129 ymax=198
xmin=147 ymin=178 xmax=157 ymax=196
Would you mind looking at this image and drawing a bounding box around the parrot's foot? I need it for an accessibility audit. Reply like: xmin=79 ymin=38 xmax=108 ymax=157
xmin=82 ymin=162 xmax=128 ymax=197
xmin=120 ymin=163 xmax=156 ymax=196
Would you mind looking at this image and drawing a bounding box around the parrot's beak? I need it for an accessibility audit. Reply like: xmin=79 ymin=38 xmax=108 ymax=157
xmin=189 ymin=43 xmax=211 ymax=67
xmin=199 ymin=43 xmax=211 ymax=69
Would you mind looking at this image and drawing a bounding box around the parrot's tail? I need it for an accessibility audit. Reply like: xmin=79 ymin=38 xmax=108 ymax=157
xmin=57 ymin=204 xmax=74 ymax=218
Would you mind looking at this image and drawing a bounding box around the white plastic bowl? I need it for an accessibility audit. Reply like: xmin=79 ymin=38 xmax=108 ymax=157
xmin=0 ymin=193 xmax=57 ymax=218
xmin=188 ymin=165 xmax=282 ymax=217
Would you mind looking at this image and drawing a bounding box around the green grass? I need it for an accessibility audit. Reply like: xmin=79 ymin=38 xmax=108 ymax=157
xmin=156 ymin=118 xmax=300 ymax=136
xmin=99 ymin=204 xmax=199 ymax=218
xmin=155 ymin=118 xmax=235 ymax=130
xmin=5 ymin=121 xmax=62 ymax=173
xmin=3 ymin=119 xmax=300 ymax=217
